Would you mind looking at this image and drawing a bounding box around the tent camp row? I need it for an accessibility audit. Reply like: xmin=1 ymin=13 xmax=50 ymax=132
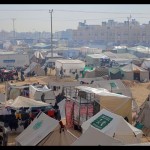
xmin=6 ymin=82 xmax=56 ymax=104
xmin=15 ymin=109 xmax=149 ymax=146
xmin=81 ymin=63 xmax=149 ymax=82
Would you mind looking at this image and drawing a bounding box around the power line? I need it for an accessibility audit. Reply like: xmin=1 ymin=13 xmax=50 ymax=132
xmin=0 ymin=16 xmax=150 ymax=21
xmin=49 ymin=9 xmax=53 ymax=58
xmin=12 ymin=18 xmax=16 ymax=40
xmin=0 ymin=9 xmax=150 ymax=15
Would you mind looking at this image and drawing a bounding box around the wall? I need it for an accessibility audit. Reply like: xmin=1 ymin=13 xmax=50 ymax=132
xmin=0 ymin=54 xmax=30 ymax=67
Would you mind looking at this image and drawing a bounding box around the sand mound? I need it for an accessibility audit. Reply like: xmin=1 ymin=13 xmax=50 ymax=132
xmin=122 ymin=80 xmax=140 ymax=87
xmin=146 ymin=84 xmax=150 ymax=90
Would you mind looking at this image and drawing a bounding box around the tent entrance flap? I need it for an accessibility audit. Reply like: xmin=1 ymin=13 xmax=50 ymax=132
xmin=134 ymin=72 xmax=140 ymax=81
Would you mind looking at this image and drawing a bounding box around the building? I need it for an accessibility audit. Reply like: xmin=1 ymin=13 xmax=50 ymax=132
xmin=0 ymin=51 xmax=29 ymax=68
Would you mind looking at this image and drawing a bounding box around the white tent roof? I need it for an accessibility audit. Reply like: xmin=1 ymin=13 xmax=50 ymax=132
xmin=8 ymin=96 xmax=50 ymax=108
xmin=24 ymin=62 xmax=38 ymax=74
xmin=137 ymin=99 xmax=150 ymax=129
xmin=127 ymin=142 xmax=150 ymax=146
xmin=29 ymin=85 xmax=55 ymax=101
xmin=15 ymin=112 xmax=77 ymax=146
xmin=46 ymin=53 xmax=62 ymax=58
xmin=75 ymin=86 xmax=130 ymax=99
xmin=34 ymin=51 xmax=44 ymax=59
xmin=5 ymin=99 xmax=14 ymax=107
xmin=141 ymin=60 xmax=150 ymax=69
xmin=121 ymin=63 xmax=148 ymax=72
xmin=72 ymin=126 xmax=124 ymax=146
xmin=29 ymin=85 xmax=52 ymax=94
xmin=15 ymin=112 xmax=58 ymax=146
xmin=81 ymin=109 xmax=143 ymax=144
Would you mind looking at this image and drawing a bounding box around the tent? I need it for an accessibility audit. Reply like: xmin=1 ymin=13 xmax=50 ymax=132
xmin=5 ymin=99 xmax=14 ymax=107
xmin=24 ymin=62 xmax=45 ymax=76
xmin=15 ymin=112 xmax=77 ymax=146
xmin=6 ymin=83 xmax=29 ymax=100
xmin=127 ymin=142 xmax=150 ymax=146
xmin=34 ymin=51 xmax=44 ymax=59
xmin=72 ymin=125 xmax=124 ymax=146
xmin=55 ymin=59 xmax=85 ymax=77
xmin=72 ymin=109 xmax=143 ymax=145
xmin=120 ymin=63 xmax=149 ymax=82
xmin=141 ymin=58 xmax=150 ymax=70
xmin=29 ymin=85 xmax=55 ymax=103
xmin=136 ymin=96 xmax=150 ymax=129
xmin=7 ymin=96 xmax=50 ymax=108
xmin=75 ymin=86 xmax=132 ymax=123
xmin=109 ymin=68 xmax=122 ymax=80
xmin=81 ymin=66 xmax=94 ymax=78
xmin=94 ymin=79 xmax=132 ymax=97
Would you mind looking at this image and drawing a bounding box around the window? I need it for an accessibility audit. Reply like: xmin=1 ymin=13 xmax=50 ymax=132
xmin=3 ymin=60 xmax=15 ymax=63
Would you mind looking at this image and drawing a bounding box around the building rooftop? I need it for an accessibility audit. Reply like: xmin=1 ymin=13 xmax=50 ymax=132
xmin=87 ymin=54 xmax=109 ymax=59
xmin=128 ymin=45 xmax=150 ymax=54
xmin=56 ymin=59 xmax=85 ymax=64
xmin=0 ymin=51 xmax=18 ymax=55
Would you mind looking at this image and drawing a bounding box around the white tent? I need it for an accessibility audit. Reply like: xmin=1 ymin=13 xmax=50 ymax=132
xmin=15 ymin=112 xmax=77 ymax=146
xmin=24 ymin=62 xmax=45 ymax=76
xmin=72 ymin=126 xmax=124 ymax=146
xmin=127 ymin=142 xmax=150 ymax=146
xmin=6 ymin=82 xmax=29 ymax=100
xmin=34 ymin=51 xmax=44 ymax=59
xmin=141 ymin=58 xmax=150 ymax=70
xmin=7 ymin=96 xmax=50 ymax=108
xmin=29 ymin=85 xmax=55 ymax=103
xmin=136 ymin=97 xmax=150 ymax=129
xmin=121 ymin=63 xmax=149 ymax=81
xmin=5 ymin=99 xmax=14 ymax=107
xmin=73 ymin=109 xmax=143 ymax=145
xmin=55 ymin=59 xmax=85 ymax=77
xmin=75 ymin=86 xmax=132 ymax=123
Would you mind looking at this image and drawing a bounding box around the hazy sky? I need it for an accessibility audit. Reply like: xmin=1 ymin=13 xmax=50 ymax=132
xmin=0 ymin=4 xmax=150 ymax=32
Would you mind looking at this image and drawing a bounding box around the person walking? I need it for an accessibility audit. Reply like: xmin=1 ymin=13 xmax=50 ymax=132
xmin=44 ymin=67 xmax=47 ymax=76
xmin=59 ymin=120 xmax=65 ymax=133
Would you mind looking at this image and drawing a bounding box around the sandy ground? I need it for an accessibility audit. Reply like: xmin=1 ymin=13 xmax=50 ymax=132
xmin=1 ymin=75 xmax=150 ymax=145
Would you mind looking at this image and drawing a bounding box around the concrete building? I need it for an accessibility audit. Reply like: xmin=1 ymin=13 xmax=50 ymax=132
xmin=62 ymin=19 xmax=150 ymax=46
xmin=0 ymin=51 xmax=29 ymax=68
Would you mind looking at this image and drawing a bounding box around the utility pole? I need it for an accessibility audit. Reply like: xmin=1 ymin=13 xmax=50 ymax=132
xmin=49 ymin=9 xmax=53 ymax=58
xmin=127 ymin=14 xmax=131 ymax=45
xmin=12 ymin=18 xmax=16 ymax=41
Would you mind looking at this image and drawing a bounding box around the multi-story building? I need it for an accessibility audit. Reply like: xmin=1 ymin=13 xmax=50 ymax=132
xmin=1 ymin=18 xmax=150 ymax=46
xmin=72 ymin=19 xmax=150 ymax=46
